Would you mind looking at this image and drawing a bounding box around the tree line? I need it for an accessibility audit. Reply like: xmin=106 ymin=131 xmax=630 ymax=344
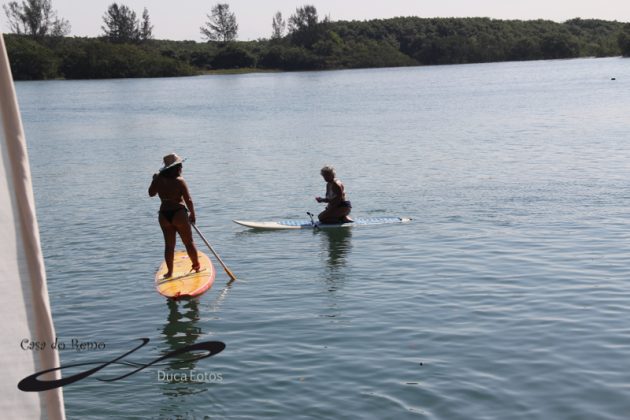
xmin=3 ymin=1 xmax=630 ymax=80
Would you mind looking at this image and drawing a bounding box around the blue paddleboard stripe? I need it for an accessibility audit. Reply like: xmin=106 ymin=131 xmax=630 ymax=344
xmin=278 ymin=217 xmax=403 ymax=227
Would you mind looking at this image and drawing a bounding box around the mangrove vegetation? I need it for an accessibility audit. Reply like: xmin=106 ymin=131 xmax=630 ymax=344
xmin=3 ymin=2 xmax=630 ymax=80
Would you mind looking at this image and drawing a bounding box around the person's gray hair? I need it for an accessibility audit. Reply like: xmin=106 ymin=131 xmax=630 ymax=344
xmin=320 ymin=165 xmax=336 ymax=176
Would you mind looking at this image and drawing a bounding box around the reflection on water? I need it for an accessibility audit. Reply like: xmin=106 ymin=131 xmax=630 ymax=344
xmin=317 ymin=228 xmax=352 ymax=290
xmin=317 ymin=228 xmax=352 ymax=321
xmin=318 ymin=228 xmax=352 ymax=269
xmin=159 ymin=298 xmax=206 ymax=398
xmin=162 ymin=299 xmax=202 ymax=367
xmin=209 ymin=281 xmax=235 ymax=312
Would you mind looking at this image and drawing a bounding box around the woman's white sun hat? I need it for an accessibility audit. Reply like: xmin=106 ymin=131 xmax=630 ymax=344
xmin=159 ymin=153 xmax=186 ymax=172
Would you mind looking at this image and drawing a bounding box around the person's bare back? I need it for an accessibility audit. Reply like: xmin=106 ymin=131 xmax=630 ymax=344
xmin=150 ymin=176 xmax=187 ymax=210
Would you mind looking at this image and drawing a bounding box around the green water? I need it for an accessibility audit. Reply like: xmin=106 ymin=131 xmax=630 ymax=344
xmin=17 ymin=57 xmax=630 ymax=419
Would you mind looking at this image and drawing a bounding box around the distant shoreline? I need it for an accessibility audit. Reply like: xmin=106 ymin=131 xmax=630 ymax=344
xmin=200 ymin=68 xmax=282 ymax=75
xmin=5 ymin=16 xmax=630 ymax=80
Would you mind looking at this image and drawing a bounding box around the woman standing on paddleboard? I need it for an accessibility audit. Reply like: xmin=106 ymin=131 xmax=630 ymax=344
xmin=316 ymin=165 xmax=353 ymax=224
xmin=149 ymin=153 xmax=200 ymax=278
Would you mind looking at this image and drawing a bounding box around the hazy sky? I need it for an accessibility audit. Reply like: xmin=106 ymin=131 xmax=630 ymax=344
xmin=5 ymin=0 xmax=630 ymax=41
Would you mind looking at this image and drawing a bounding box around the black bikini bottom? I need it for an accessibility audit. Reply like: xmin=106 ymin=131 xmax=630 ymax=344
xmin=159 ymin=206 xmax=187 ymax=223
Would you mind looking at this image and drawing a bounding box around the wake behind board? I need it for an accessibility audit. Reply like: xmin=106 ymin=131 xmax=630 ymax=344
xmin=233 ymin=217 xmax=412 ymax=230
xmin=155 ymin=250 xmax=215 ymax=299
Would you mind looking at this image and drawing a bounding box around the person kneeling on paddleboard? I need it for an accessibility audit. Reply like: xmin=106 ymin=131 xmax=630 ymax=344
xmin=316 ymin=165 xmax=353 ymax=224
xmin=149 ymin=153 xmax=200 ymax=278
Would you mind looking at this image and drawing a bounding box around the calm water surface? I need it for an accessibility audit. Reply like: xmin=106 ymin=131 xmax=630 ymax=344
xmin=16 ymin=57 xmax=630 ymax=419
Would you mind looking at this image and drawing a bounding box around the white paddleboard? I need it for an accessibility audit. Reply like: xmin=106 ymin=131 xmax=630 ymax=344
xmin=233 ymin=217 xmax=412 ymax=230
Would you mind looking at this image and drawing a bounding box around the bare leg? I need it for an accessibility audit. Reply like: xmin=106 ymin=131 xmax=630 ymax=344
xmin=172 ymin=210 xmax=200 ymax=270
xmin=159 ymin=214 xmax=177 ymax=277
xmin=318 ymin=206 xmax=352 ymax=224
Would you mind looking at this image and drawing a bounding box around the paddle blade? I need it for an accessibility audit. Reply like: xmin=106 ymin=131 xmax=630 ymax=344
xmin=225 ymin=268 xmax=237 ymax=281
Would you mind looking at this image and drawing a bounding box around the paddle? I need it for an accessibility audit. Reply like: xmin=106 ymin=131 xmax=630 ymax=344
xmin=306 ymin=212 xmax=320 ymax=230
xmin=191 ymin=224 xmax=237 ymax=281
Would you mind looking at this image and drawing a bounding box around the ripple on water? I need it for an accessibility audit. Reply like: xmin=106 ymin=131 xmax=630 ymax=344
xmin=19 ymin=59 xmax=630 ymax=418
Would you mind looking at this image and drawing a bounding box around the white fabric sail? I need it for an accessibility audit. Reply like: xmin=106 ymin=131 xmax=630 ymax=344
xmin=0 ymin=34 xmax=65 ymax=419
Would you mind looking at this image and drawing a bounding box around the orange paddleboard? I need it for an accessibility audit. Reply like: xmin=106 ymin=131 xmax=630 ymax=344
xmin=155 ymin=250 xmax=215 ymax=299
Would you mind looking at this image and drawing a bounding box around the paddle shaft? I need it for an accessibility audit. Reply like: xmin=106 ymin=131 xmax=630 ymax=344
xmin=306 ymin=212 xmax=320 ymax=230
xmin=192 ymin=224 xmax=237 ymax=281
